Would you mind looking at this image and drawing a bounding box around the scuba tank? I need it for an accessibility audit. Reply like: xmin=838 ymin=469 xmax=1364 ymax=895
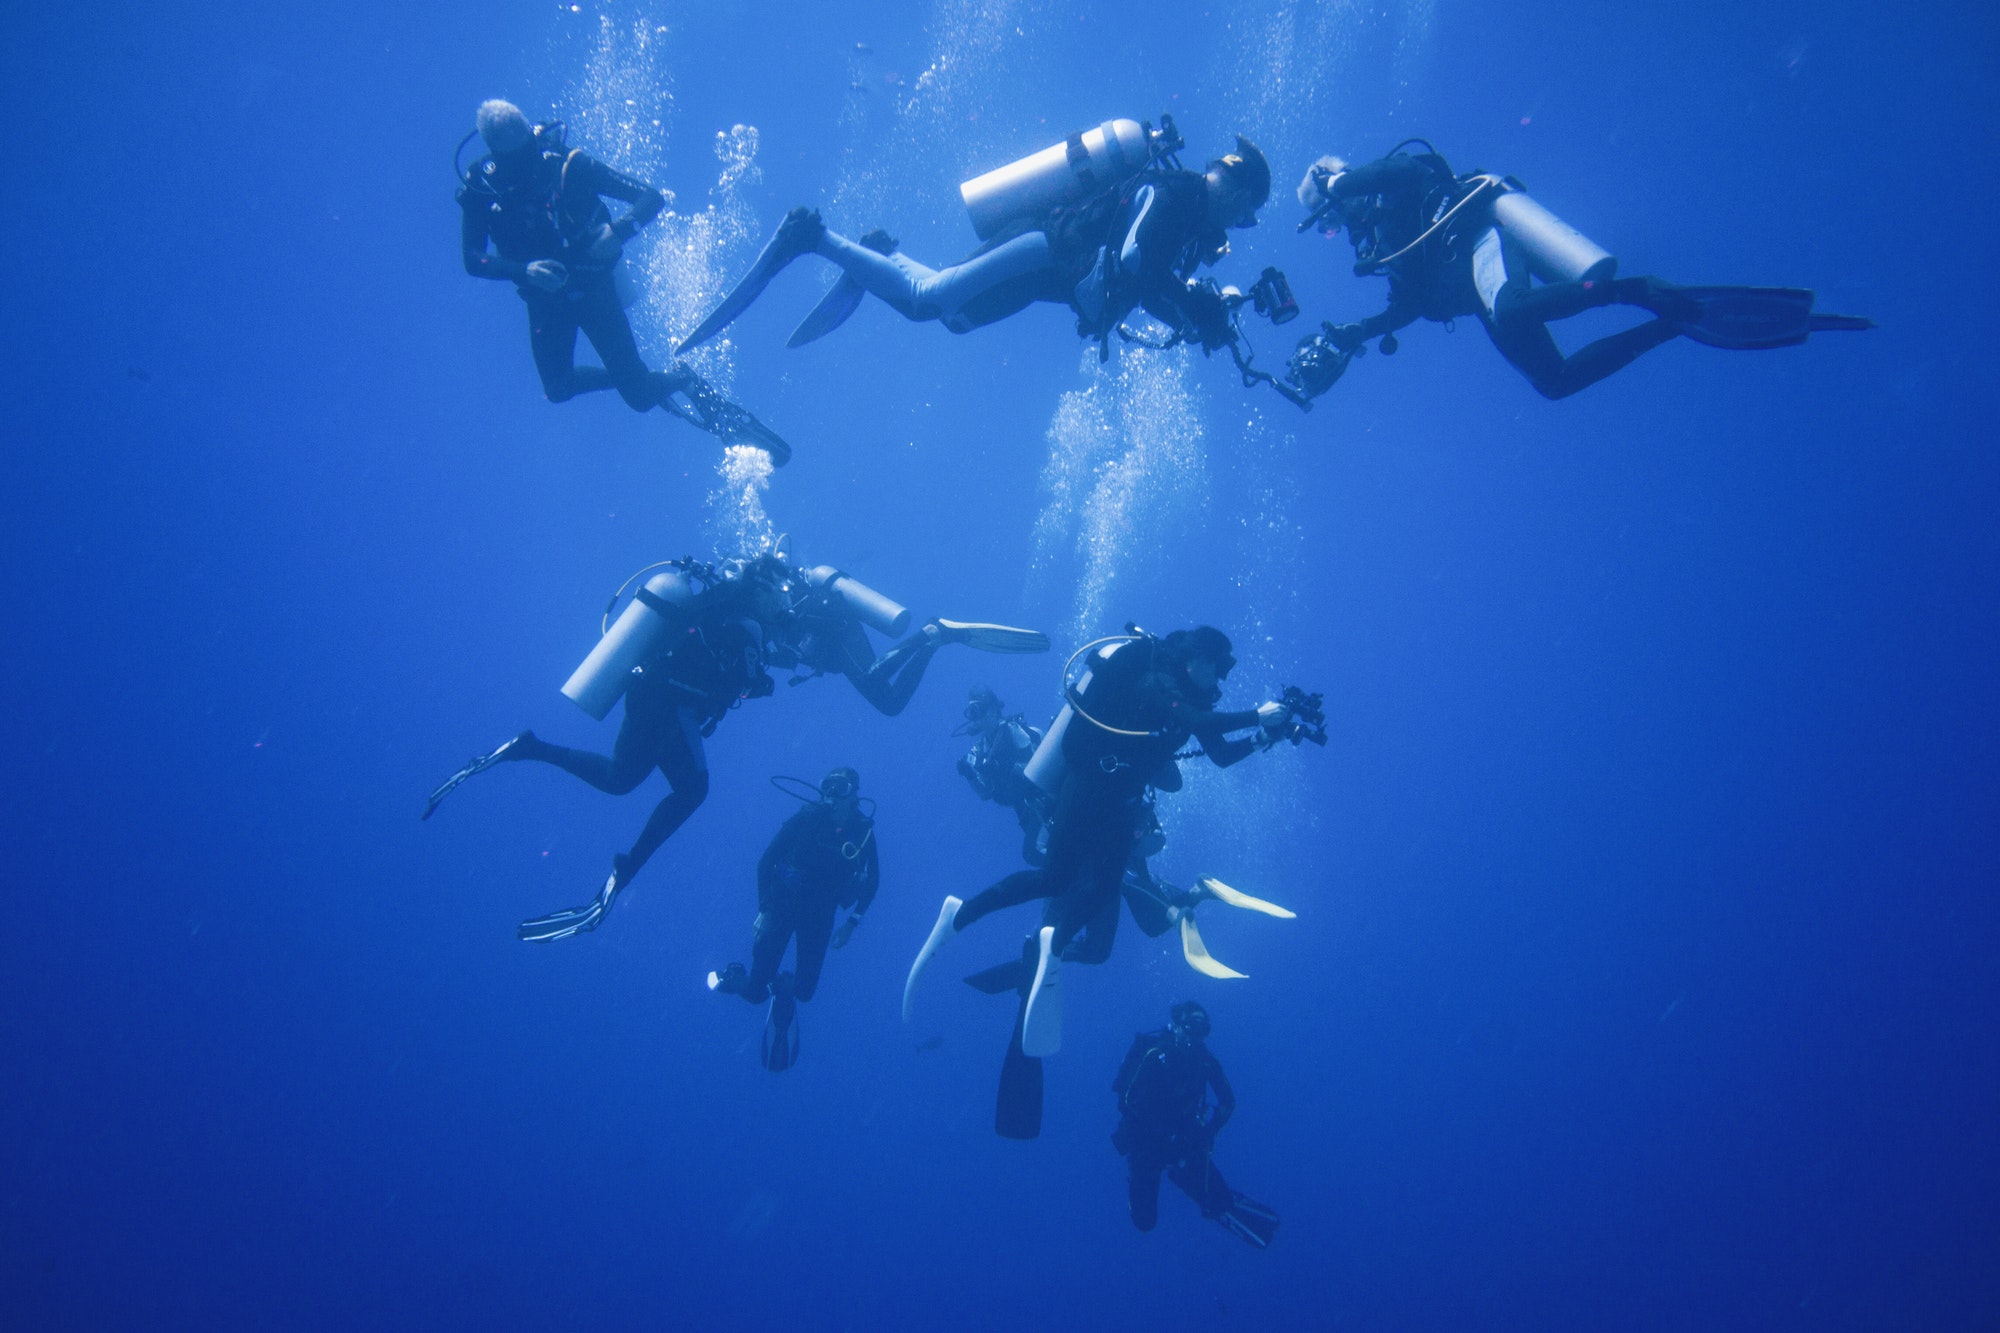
xmin=960 ymin=118 xmax=1158 ymax=242
xmin=799 ymin=565 xmax=910 ymax=637
xmin=1491 ymin=186 xmax=1616 ymax=284
xmin=561 ymin=567 xmax=700 ymax=720
xmin=1022 ymin=638 xmax=1128 ymax=795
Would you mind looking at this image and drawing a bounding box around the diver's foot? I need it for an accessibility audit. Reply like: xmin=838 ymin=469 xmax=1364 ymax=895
xmin=1616 ymin=276 xmax=1700 ymax=323
xmin=707 ymin=962 xmax=749 ymax=995
xmin=775 ymin=206 xmax=827 ymax=261
xmin=857 ymin=227 xmax=898 ymax=255
xmin=928 ymin=620 xmax=1052 ymax=655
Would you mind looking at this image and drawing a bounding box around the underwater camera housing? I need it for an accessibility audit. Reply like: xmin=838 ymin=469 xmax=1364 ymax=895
xmin=1270 ymin=685 xmax=1329 ymax=748
xmin=1249 ymin=267 xmax=1298 ymax=325
xmin=1283 ymin=323 xmax=1364 ymax=401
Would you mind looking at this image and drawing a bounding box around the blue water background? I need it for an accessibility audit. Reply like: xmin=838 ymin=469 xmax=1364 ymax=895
xmin=4 ymin=1 xmax=1996 ymax=1328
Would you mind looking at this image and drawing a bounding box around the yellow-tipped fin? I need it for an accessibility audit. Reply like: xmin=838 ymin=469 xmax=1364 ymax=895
xmin=1181 ymin=916 xmax=1248 ymax=979
xmin=1198 ymin=877 xmax=1296 ymax=919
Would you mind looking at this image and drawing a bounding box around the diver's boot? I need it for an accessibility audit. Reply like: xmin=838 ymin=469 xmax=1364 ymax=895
xmin=421 ymin=731 xmax=535 ymax=821
xmin=903 ymin=895 xmax=962 ymax=1022
xmin=1611 ymin=276 xmax=1700 ymax=323
xmin=928 ymin=620 xmax=1052 ymax=655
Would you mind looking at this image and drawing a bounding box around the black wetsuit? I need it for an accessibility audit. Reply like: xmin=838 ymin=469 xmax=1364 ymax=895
xmin=458 ymin=131 xmax=674 ymax=410
xmin=1325 ymin=151 xmax=1679 ymax=399
xmin=508 ymin=613 xmax=769 ymax=883
xmin=763 ymin=613 xmax=944 ymax=718
xmin=1112 ymin=1029 xmax=1237 ymax=1230
xmin=952 ymin=639 xmax=1259 ymax=962
xmin=730 ymin=801 xmax=879 ymax=1004
xmin=811 ymin=167 xmax=1232 ymax=344
xmin=958 ymin=713 xmax=1048 ymax=861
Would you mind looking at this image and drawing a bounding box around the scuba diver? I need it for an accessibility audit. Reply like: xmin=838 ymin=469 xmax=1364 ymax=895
xmin=455 ymin=98 xmax=794 ymax=463
xmin=1283 ymin=140 xmax=1873 ymax=403
xmin=955 ymin=687 xmax=1049 ymax=863
xmin=707 ymin=767 xmax=879 ymax=1073
xmin=1113 ymin=1002 xmax=1279 ymax=1249
xmin=421 ymin=543 xmax=1044 ymax=940
xmin=675 ymin=118 xmax=1300 ymax=403
xmin=904 ymin=626 xmax=1325 ymax=1077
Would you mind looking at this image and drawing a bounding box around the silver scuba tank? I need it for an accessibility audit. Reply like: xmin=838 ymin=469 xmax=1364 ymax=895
xmin=799 ymin=565 xmax=910 ymax=637
xmin=960 ymin=118 xmax=1151 ymax=242
xmin=561 ymin=569 xmax=698 ymax=720
xmin=1022 ymin=699 xmax=1075 ymax=796
xmin=1491 ymin=187 xmax=1616 ymax=285
xmin=1023 ymin=638 xmax=1124 ymax=794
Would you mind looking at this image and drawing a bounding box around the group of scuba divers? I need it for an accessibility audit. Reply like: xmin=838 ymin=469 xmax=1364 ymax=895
xmin=438 ymin=96 xmax=1869 ymax=1249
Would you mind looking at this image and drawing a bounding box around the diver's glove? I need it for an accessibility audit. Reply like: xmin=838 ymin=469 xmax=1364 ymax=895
xmin=524 ymin=259 xmax=568 ymax=292
xmin=1255 ymin=699 xmax=1295 ymax=736
xmin=1179 ymin=280 xmax=1234 ymax=351
xmin=517 ymin=855 xmax=628 ymax=942
xmin=831 ymin=914 xmax=862 ymax=949
xmin=1323 ymin=322 xmax=1368 ymax=354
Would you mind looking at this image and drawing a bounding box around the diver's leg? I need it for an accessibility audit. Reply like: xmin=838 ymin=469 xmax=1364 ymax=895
xmin=1127 ymin=1148 xmax=1166 ymax=1232
xmin=790 ymin=902 xmax=836 ymax=1002
xmin=576 ymin=287 xmax=661 ymax=412
xmin=508 ymin=697 xmax=666 ymax=796
xmin=953 ymin=869 xmax=1053 ymax=931
xmin=1484 ymin=309 xmax=1681 ymax=401
xmin=1169 ymin=1153 xmax=1233 ymax=1218
xmin=1052 ymin=846 xmax=1125 ymax=964
xmin=619 ymin=707 xmax=711 ymax=878
xmin=817 ymin=230 xmax=1055 ymax=327
xmin=853 ymin=625 xmax=945 ymax=717
xmin=527 ymin=295 xmax=615 ymax=402
xmin=740 ymin=909 xmax=790 ymax=1005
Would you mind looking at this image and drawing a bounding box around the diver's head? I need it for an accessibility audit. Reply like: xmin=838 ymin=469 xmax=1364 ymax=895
xmin=476 ymin=99 xmax=535 ymax=160
xmin=731 ymin=552 xmax=796 ymax=623
xmin=819 ymin=766 xmax=861 ymax=807
xmin=1169 ymin=1001 xmax=1211 ymax=1046
xmin=964 ymin=686 xmax=1003 ymax=724
xmin=1162 ymin=626 xmax=1236 ymax=700
xmin=1297 ymin=154 xmax=1349 ymax=210
xmin=1205 ymin=136 xmax=1271 ymax=229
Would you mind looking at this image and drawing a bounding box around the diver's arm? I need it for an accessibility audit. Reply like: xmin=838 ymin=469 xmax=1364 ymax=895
xmin=1356 ymin=300 xmax=1422 ymax=341
xmin=458 ymin=198 xmax=528 ymax=282
xmin=1329 ymin=155 xmax=1430 ymax=201
xmin=1204 ymin=1056 xmax=1237 ymax=1137
xmin=577 ymin=155 xmax=669 ymax=241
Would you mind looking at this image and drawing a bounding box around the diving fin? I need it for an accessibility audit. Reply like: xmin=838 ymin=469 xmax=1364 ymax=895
xmin=1195 ymin=876 xmax=1297 ymax=919
xmin=517 ymin=864 xmax=621 ymax=942
xmin=760 ymin=974 xmax=800 ymax=1072
xmin=933 ymin=620 xmax=1052 ymax=655
xmin=662 ymin=369 xmax=793 ymax=467
xmin=421 ymin=733 xmax=526 ymax=821
xmin=675 ymin=206 xmax=826 ymax=355
xmin=1216 ymin=1191 xmax=1280 ymax=1249
xmin=995 ymin=932 xmax=1044 ymax=1139
xmin=1669 ymin=286 xmax=1874 ymax=351
xmin=785 ymin=228 xmax=896 ymax=348
xmin=1180 ymin=915 xmax=1249 ymax=980
xmin=963 ymin=957 xmax=1031 ymax=995
xmin=903 ymin=895 xmax=962 ymax=1022
xmin=1020 ymin=925 xmax=1063 ymax=1057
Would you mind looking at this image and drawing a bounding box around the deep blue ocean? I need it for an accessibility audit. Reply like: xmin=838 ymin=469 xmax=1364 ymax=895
xmin=5 ymin=1 xmax=1996 ymax=1328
